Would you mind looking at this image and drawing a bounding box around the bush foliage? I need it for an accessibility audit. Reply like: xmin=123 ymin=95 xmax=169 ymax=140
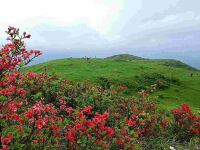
xmin=0 ymin=27 xmax=200 ymax=150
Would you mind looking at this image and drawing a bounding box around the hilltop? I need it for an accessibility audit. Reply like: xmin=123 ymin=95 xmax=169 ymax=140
xmin=105 ymin=54 xmax=145 ymax=61
xmin=106 ymin=54 xmax=198 ymax=71
xmin=24 ymin=54 xmax=200 ymax=112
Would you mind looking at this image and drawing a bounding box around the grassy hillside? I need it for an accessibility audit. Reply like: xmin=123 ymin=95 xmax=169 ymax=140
xmin=24 ymin=55 xmax=200 ymax=112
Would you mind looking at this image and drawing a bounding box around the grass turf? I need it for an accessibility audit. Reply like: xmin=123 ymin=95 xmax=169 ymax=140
xmin=24 ymin=57 xmax=200 ymax=113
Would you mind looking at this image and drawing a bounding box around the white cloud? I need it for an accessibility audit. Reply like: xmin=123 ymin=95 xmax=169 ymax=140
xmin=162 ymin=15 xmax=177 ymax=23
xmin=1 ymin=0 xmax=200 ymax=55
xmin=0 ymin=0 xmax=125 ymax=35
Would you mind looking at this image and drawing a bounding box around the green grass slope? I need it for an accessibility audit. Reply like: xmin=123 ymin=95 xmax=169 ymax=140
xmin=24 ymin=56 xmax=200 ymax=112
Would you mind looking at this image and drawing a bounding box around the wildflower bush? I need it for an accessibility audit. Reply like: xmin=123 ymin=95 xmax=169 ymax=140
xmin=172 ymin=104 xmax=200 ymax=140
xmin=0 ymin=27 xmax=200 ymax=150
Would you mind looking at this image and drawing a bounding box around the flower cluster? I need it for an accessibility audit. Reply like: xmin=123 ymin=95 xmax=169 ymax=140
xmin=173 ymin=104 xmax=200 ymax=135
xmin=0 ymin=26 xmax=41 ymax=76
xmin=1 ymin=27 xmax=200 ymax=150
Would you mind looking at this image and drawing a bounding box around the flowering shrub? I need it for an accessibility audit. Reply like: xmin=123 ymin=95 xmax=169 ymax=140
xmin=0 ymin=27 xmax=200 ymax=149
xmin=172 ymin=104 xmax=200 ymax=140
xmin=0 ymin=26 xmax=41 ymax=75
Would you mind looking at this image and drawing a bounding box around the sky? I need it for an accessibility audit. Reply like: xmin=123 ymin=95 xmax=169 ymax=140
xmin=0 ymin=0 xmax=200 ymax=68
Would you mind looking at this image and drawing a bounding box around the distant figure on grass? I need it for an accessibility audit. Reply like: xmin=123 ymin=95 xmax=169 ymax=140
xmin=44 ymin=66 xmax=47 ymax=73
xmin=84 ymin=56 xmax=91 ymax=63
xmin=190 ymin=73 xmax=193 ymax=77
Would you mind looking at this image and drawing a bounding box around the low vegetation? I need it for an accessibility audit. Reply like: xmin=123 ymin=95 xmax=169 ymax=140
xmin=25 ymin=55 xmax=200 ymax=112
xmin=1 ymin=27 xmax=200 ymax=150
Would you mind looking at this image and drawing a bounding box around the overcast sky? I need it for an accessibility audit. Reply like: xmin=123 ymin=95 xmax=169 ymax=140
xmin=0 ymin=0 xmax=200 ymax=68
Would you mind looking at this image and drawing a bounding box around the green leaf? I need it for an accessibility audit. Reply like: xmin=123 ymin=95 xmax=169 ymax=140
xmin=19 ymin=62 xmax=25 ymax=67
xmin=0 ymin=95 xmax=7 ymax=102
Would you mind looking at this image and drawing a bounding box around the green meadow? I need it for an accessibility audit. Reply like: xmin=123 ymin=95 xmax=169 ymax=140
xmin=24 ymin=54 xmax=200 ymax=112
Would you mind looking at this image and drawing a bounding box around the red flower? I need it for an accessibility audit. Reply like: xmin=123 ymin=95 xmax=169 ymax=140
xmin=121 ymin=129 xmax=127 ymax=136
xmin=87 ymin=120 xmax=96 ymax=128
xmin=7 ymin=113 xmax=24 ymax=124
xmin=102 ymin=112 xmax=109 ymax=119
xmin=23 ymin=53 xmax=30 ymax=60
xmin=78 ymin=112 xmax=85 ymax=119
xmin=60 ymin=105 xmax=66 ymax=110
xmin=1 ymin=135 xmax=13 ymax=145
xmin=181 ymin=103 xmax=192 ymax=113
xmin=118 ymin=85 xmax=125 ymax=91
xmin=105 ymin=127 xmax=114 ymax=137
xmin=172 ymin=104 xmax=200 ymax=135
xmin=25 ymin=34 xmax=31 ymax=38
xmin=190 ymin=128 xmax=200 ymax=135
xmin=8 ymin=101 xmax=22 ymax=112
xmin=117 ymin=138 xmax=124 ymax=145
xmin=27 ymin=72 xmax=36 ymax=78
xmin=161 ymin=119 xmax=168 ymax=129
xmin=136 ymin=129 xmax=144 ymax=135
xmin=65 ymin=129 xmax=76 ymax=144
xmin=127 ymin=119 xmax=136 ymax=126
xmin=16 ymin=88 xmax=26 ymax=96
xmin=143 ymin=91 xmax=148 ymax=97
xmin=24 ymin=110 xmax=34 ymax=119
xmin=82 ymin=106 xmax=93 ymax=115
xmin=7 ymin=75 xmax=16 ymax=83
xmin=39 ymin=138 xmax=45 ymax=143
xmin=35 ymin=119 xmax=46 ymax=129
xmin=66 ymin=107 xmax=73 ymax=115
xmin=1 ymin=145 xmax=10 ymax=150
xmin=32 ymin=140 xmax=38 ymax=145
xmin=131 ymin=115 xmax=137 ymax=120
xmin=54 ymin=139 xmax=60 ymax=145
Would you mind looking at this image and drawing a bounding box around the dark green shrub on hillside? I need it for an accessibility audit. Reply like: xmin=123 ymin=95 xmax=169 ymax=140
xmin=134 ymin=73 xmax=180 ymax=91
xmin=95 ymin=73 xmax=180 ymax=96
xmin=97 ymin=76 xmax=111 ymax=90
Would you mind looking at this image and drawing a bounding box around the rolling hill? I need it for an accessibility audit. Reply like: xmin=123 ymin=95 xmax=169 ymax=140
xmin=24 ymin=54 xmax=200 ymax=112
